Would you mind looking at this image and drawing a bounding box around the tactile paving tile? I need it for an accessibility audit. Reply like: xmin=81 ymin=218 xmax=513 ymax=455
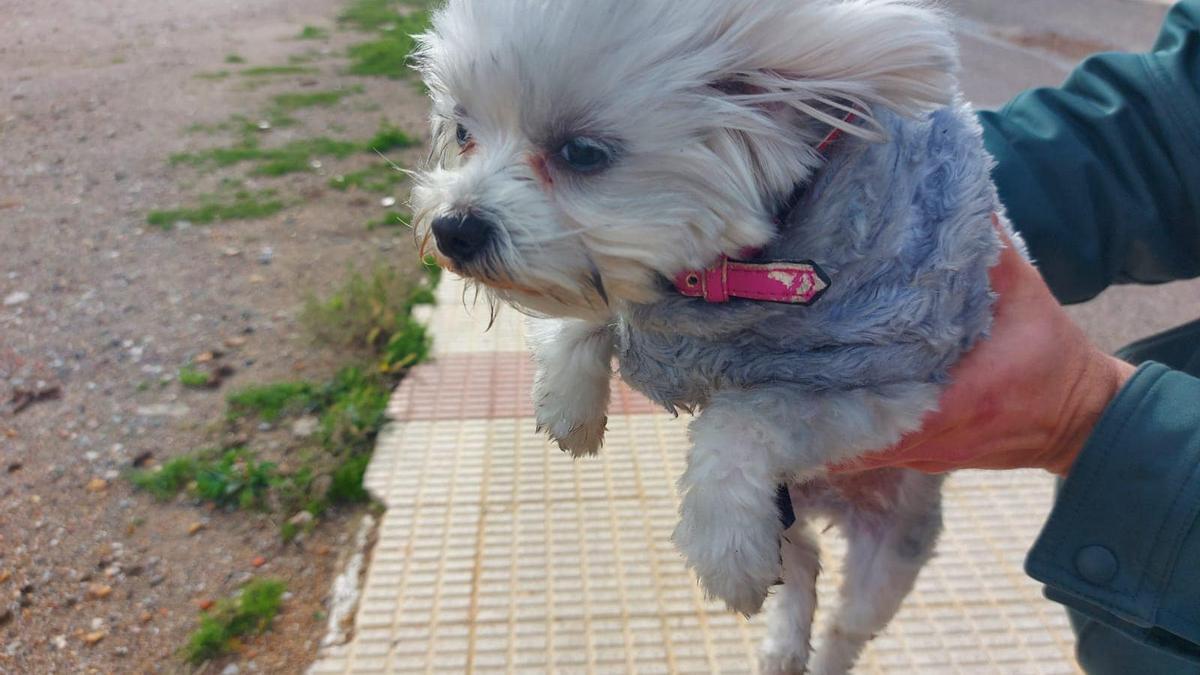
xmin=420 ymin=278 xmax=528 ymax=355
xmin=312 ymin=277 xmax=1083 ymax=674
xmin=389 ymin=353 xmax=665 ymax=423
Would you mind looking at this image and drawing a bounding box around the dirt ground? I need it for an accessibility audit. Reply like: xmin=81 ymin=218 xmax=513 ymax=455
xmin=1 ymin=0 xmax=431 ymax=672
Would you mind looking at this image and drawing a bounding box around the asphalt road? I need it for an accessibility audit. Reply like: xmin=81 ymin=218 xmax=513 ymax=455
xmin=949 ymin=0 xmax=1199 ymax=353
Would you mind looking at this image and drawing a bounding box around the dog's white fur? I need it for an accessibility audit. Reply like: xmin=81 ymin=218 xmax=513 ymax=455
xmin=413 ymin=1 xmax=963 ymax=672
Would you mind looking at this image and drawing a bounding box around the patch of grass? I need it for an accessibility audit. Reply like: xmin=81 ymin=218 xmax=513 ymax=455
xmin=239 ymin=65 xmax=319 ymax=77
xmin=228 ymin=382 xmax=315 ymax=422
xmin=330 ymin=163 xmax=405 ymax=194
xmin=171 ymin=137 xmax=361 ymax=176
xmin=366 ymin=122 xmax=418 ymax=153
xmin=179 ymin=366 xmax=211 ymax=389
xmin=131 ymin=456 xmax=200 ymax=500
xmin=341 ymin=1 xmax=434 ymax=79
xmin=316 ymin=367 xmax=391 ymax=453
xmin=225 ymin=54 xmax=246 ymax=64
xmin=193 ymin=450 xmax=278 ymax=510
xmin=299 ymin=25 xmax=330 ymax=40
xmin=301 ymin=265 xmax=434 ymax=364
xmin=195 ymin=71 xmax=231 ymax=81
xmin=131 ymin=449 xmax=278 ymax=511
xmin=147 ymin=189 xmax=284 ymax=229
xmin=270 ymin=87 xmax=363 ymax=115
xmin=327 ymin=453 xmax=372 ymax=504
xmin=367 ymin=210 xmax=409 ymax=229
xmin=182 ymin=578 xmax=285 ymax=664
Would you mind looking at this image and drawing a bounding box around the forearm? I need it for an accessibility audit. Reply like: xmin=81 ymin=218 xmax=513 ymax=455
xmin=1027 ymin=363 xmax=1200 ymax=659
xmin=980 ymin=0 xmax=1200 ymax=304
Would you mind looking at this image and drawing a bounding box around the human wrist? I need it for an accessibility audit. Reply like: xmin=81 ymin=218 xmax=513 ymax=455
xmin=1046 ymin=353 xmax=1137 ymax=476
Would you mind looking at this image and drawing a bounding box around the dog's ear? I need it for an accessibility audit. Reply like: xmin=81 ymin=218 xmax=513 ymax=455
xmin=714 ymin=0 xmax=959 ymax=137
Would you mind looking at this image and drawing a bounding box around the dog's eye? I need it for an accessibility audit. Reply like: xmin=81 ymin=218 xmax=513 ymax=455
xmin=558 ymin=138 xmax=611 ymax=173
xmin=455 ymin=123 xmax=471 ymax=148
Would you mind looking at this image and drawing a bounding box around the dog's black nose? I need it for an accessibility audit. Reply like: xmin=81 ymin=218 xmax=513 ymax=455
xmin=432 ymin=212 xmax=495 ymax=264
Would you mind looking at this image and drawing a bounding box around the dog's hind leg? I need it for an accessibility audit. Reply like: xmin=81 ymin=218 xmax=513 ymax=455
xmin=760 ymin=522 xmax=822 ymax=675
xmin=808 ymin=471 xmax=944 ymax=675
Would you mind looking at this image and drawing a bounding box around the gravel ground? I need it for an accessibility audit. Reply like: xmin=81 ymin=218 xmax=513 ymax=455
xmin=1 ymin=0 xmax=430 ymax=672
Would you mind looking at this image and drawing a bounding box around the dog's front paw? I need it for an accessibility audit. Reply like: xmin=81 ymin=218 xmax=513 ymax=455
xmin=760 ymin=643 xmax=811 ymax=675
xmin=673 ymin=514 xmax=780 ymax=616
xmin=538 ymin=414 xmax=607 ymax=458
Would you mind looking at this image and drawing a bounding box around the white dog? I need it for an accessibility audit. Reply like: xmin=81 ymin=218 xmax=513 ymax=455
xmin=413 ymin=1 xmax=1016 ymax=672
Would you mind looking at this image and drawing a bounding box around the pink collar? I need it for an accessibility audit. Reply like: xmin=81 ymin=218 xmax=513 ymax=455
xmin=673 ymin=116 xmax=853 ymax=305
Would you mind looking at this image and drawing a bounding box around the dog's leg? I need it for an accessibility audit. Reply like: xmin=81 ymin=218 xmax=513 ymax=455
xmin=673 ymin=398 xmax=798 ymax=616
xmin=528 ymin=318 xmax=613 ymax=457
xmin=760 ymin=521 xmax=821 ymax=675
xmin=809 ymin=472 xmax=944 ymax=675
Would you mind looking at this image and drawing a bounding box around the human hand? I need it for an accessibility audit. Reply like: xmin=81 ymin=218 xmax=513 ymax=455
xmin=837 ymin=217 xmax=1136 ymax=476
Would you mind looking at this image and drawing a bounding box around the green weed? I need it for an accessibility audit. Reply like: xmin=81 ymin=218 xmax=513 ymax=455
xmin=131 ymin=456 xmax=200 ymax=501
xmin=301 ymin=265 xmax=434 ymax=362
xmin=227 ymin=382 xmax=315 ymax=422
xmin=195 ymin=71 xmax=231 ymax=81
xmin=240 ymin=65 xmax=319 ymax=77
xmin=342 ymin=2 xmax=433 ymax=79
xmin=366 ymin=122 xmax=418 ymax=153
xmin=270 ymin=87 xmax=363 ymax=115
xmin=193 ymin=450 xmax=278 ymax=510
xmin=225 ymin=54 xmax=246 ymax=64
xmin=147 ymin=190 xmax=284 ymax=229
xmin=179 ymin=366 xmax=211 ymax=389
xmin=329 ymin=163 xmax=404 ymax=194
xmin=182 ymin=578 xmax=285 ymax=664
xmin=171 ymin=137 xmax=360 ymax=176
xmin=327 ymin=453 xmax=372 ymax=504
xmin=366 ymin=210 xmax=409 ymax=229
xmin=299 ymin=25 xmax=330 ymax=40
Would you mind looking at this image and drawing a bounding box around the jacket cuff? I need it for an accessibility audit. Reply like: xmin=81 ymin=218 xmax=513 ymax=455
xmin=1027 ymin=362 xmax=1200 ymax=652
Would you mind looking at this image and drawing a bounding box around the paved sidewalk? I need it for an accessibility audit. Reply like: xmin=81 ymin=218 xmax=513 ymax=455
xmin=312 ymin=278 xmax=1082 ymax=674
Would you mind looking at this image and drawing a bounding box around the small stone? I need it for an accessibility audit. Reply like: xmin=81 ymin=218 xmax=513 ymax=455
xmin=0 ymin=570 xmax=9 ymax=583
xmin=251 ymin=556 xmax=267 ymax=568
xmin=194 ymin=352 xmax=215 ymax=364
xmin=6 ymin=462 xmax=21 ymax=473
xmin=256 ymin=120 xmax=271 ymax=131
xmin=86 ymin=583 xmax=112 ymax=600
xmin=3 ymin=292 xmax=30 ymax=306
xmin=52 ymin=635 xmax=67 ymax=650
xmin=291 ymin=417 xmax=318 ymax=438
xmin=257 ymin=247 xmax=273 ymax=265
xmin=380 ymin=196 xmax=397 ymax=208
xmin=288 ymin=511 xmax=314 ymax=527
xmin=187 ymin=522 xmax=206 ymax=536
xmin=196 ymin=598 xmax=214 ymax=611
xmin=138 ymin=610 xmax=153 ymax=624
xmin=221 ymin=664 xmax=241 ymax=675
xmin=222 ymin=247 xmax=241 ymax=257
xmin=114 ymin=646 xmax=129 ymax=657
xmin=82 ymin=631 xmax=105 ymax=645
xmin=86 ymin=478 xmax=108 ymax=492
xmin=224 ymin=336 xmax=247 ymax=348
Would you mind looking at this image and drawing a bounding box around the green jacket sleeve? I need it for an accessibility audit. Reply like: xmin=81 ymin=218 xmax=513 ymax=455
xmin=1026 ymin=364 xmax=1200 ymax=661
xmin=979 ymin=0 xmax=1200 ymax=305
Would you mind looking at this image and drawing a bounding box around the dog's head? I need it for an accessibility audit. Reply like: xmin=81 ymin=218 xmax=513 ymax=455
xmin=412 ymin=0 xmax=958 ymax=319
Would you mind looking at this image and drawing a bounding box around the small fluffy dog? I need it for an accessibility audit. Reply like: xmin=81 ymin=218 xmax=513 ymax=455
xmin=413 ymin=1 xmax=1021 ymax=672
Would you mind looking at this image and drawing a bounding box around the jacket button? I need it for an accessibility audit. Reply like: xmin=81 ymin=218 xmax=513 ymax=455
xmin=1075 ymin=546 xmax=1119 ymax=585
